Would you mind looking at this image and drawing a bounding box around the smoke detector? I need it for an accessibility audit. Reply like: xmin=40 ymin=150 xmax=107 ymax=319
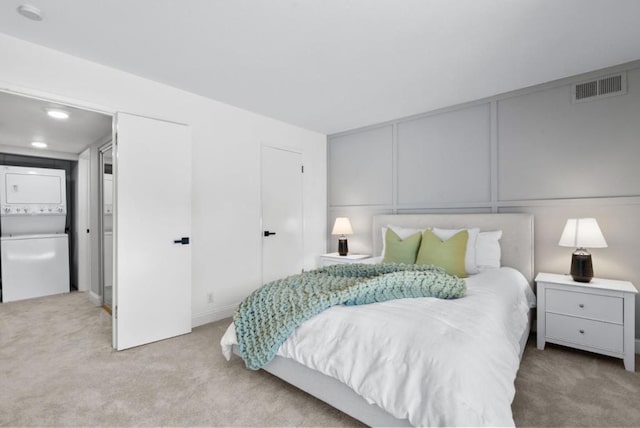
xmin=17 ymin=4 xmax=43 ymax=21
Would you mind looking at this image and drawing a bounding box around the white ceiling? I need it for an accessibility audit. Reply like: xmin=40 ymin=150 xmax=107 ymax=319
xmin=1 ymin=0 xmax=640 ymax=134
xmin=0 ymin=91 xmax=112 ymax=154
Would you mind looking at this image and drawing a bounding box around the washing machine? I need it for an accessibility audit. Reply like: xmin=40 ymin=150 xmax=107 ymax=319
xmin=0 ymin=166 xmax=70 ymax=302
xmin=1 ymin=234 xmax=70 ymax=301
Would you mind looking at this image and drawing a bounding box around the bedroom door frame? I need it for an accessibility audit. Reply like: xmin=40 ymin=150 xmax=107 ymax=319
xmin=0 ymin=87 xmax=113 ymax=306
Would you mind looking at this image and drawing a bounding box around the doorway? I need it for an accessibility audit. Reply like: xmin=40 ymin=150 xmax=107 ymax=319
xmin=0 ymin=90 xmax=112 ymax=304
xmin=0 ymin=90 xmax=194 ymax=351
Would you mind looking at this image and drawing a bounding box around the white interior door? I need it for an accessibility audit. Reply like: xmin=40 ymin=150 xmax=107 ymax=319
xmin=114 ymin=113 xmax=192 ymax=350
xmin=261 ymin=146 xmax=303 ymax=284
xmin=77 ymin=148 xmax=91 ymax=292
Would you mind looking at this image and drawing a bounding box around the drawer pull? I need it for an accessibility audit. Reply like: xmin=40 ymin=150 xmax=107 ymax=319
xmin=578 ymin=304 xmax=584 ymax=308
xmin=579 ymin=329 xmax=585 ymax=334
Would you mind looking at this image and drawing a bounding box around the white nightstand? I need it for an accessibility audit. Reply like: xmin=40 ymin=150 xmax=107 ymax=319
xmin=536 ymin=272 xmax=637 ymax=371
xmin=319 ymin=253 xmax=371 ymax=267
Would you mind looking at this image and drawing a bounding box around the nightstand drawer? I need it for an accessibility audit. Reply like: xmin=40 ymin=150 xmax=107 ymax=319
xmin=546 ymin=288 xmax=622 ymax=323
xmin=324 ymin=259 xmax=351 ymax=266
xmin=546 ymin=313 xmax=623 ymax=353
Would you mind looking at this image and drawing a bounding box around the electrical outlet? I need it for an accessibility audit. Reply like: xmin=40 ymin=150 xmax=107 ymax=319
xmin=207 ymin=293 xmax=213 ymax=304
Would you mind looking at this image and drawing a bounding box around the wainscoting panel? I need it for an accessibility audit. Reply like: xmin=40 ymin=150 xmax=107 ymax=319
xmin=498 ymin=68 xmax=640 ymax=201
xmin=397 ymin=103 xmax=491 ymax=206
xmin=328 ymin=125 xmax=393 ymax=207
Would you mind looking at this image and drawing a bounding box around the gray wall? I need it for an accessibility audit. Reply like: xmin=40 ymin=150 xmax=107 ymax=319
xmin=328 ymin=60 xmax=640 ymax=339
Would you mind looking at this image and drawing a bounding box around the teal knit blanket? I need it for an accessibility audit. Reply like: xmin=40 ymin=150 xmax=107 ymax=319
xmin=234 ymin=263 xmax=466 ymax=370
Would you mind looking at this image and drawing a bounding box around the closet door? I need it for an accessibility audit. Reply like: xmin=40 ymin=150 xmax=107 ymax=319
xmin=113 ymin=113 xmax=192 ymax=350
xmin=261 ymin=146 xmax=303 ymax=284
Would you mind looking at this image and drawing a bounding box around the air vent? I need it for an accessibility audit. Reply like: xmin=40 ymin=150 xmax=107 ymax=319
xmin=599 ymin=75 xmax=622 ymax=95
xmin=575 ymin=80 xmax=597 ymax=100
xmin=572 ymin=72 xmax=627 ymax=103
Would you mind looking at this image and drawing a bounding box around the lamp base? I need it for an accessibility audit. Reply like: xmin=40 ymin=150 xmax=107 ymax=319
xmin=338 ymin=238 xmax=349 ymax=256
xmin=570 ymin=249 xmax=593 ymax=282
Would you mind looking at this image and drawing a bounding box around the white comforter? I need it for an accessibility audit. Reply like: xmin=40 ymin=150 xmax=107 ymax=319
xmin=221 ymin=267 xmax=536 ymax=427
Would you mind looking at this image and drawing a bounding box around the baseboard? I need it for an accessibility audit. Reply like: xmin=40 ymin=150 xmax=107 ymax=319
xmin=87 ymin=292 xmax=234 ymax=327
xmin=88 ymin=291 xmax=102 ymax=306
xmin=192 ymin=303 xmax=237 ymax=328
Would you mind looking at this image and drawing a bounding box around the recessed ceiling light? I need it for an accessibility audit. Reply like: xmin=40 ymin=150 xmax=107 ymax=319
xmin=46 ymin=108 xmax=69 ymax=120
xmin=17 ymin=4 xmax=43 ymax=21
xmin=31 ymin=141 xmax=48 ymax=149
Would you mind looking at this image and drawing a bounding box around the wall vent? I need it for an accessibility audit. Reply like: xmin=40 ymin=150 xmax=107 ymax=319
xmin=572 ymin=72 xmax=627 ymax=103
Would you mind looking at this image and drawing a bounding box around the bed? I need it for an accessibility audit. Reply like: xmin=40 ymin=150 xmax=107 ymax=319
xmin=221 ymin=213 xmax=535 ymax=427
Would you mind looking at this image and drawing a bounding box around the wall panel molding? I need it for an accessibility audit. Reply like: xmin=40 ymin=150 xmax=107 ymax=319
xmin=490 ymin=101 xmax=499 ymax=213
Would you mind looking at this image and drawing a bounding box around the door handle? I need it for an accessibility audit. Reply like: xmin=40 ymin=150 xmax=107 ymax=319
xmin=263 ymin=231 xmax=276 ymax=237
xmin=173 ymin=237 xmax=190 ymax=245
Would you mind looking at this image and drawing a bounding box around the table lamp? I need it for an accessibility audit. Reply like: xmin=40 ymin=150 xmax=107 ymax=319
xmin=332 ymin=217 xmax=353 ymax=256
xmin=558 ymin=218 xmax=607 ymax=282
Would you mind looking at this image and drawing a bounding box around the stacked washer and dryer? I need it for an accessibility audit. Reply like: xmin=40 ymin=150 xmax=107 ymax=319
xmin=0 ymin=165 xmax=70 ymax=302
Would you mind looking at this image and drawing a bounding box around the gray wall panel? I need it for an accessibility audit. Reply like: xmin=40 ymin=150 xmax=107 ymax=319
xmin=327 ymin=60 xmax=640 ymax=339
xmin=498 ymin=69 xmax=640 ymax=201
xmin=397 ymin=104 xmax=491 ymax=205
xmin=328 ymin=126 xmax=393 ymax=206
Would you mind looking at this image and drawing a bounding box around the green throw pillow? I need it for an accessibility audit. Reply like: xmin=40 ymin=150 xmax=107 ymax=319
xmin=382 ymin=228 xmax=422 ymax=264
xmin=416 ymin=229 xmax=468 ymax=278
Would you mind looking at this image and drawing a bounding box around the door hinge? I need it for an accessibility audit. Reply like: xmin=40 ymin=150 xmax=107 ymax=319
xmin=115 ymin=306 xmax=118 ymax=319
xmin=301 ymin=165 xmax=304 ymax=173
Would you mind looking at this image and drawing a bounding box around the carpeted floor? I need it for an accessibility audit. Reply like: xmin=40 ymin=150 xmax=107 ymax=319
xmin=1 ymin=291 xmax=639 ymax=427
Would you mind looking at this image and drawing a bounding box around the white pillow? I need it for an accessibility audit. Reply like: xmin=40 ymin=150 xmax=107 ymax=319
xmin=380 ymin=225 xmax=425 ymax=257
xmin=475 ymin=230 xmax=502 ymax=270
xmin=432 ymin=227 xmax=480 ymax=275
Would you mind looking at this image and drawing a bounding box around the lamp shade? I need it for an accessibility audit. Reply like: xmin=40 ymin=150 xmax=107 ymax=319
xmin=558 ymin=218 xmax=608 ymax=248
xmin=332 ymin=217 xmax=353 ymax=235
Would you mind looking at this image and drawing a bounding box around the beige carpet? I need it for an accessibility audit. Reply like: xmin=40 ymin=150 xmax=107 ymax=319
xmin=1 ymin=291 xmax=639 ymax=427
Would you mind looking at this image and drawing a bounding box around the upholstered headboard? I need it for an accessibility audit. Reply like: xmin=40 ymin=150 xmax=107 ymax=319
xmin=372 ymin=213 xmax=534 ymax=285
